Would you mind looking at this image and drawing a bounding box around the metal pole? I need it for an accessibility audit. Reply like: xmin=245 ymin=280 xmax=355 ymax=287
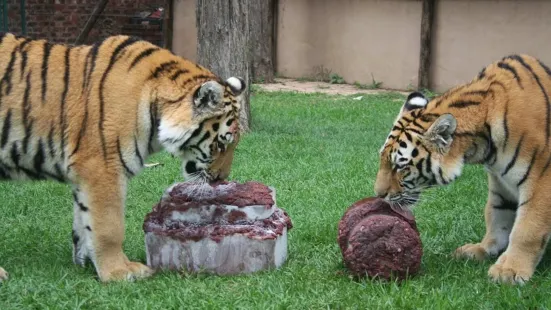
xmin=3 ymin=0 xmax=8 ymax=32
xmin=20 ymin=0 xmax=26 ymax=35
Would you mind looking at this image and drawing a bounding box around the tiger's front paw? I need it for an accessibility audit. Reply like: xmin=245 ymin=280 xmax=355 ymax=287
xmin=488 ymin=253 xmax=534 ymax=285
xmin=454 ymin=243 xmax=488 ymax=261
xmin=0 ymin=267 xmax=8 ymax=282
xmin=99 ymin=261 xmax=154 ymax=282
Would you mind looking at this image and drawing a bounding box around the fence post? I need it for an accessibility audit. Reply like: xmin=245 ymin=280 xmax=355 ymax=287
xmin=418 ymin=0 xmax=435 ymax=90
xmin=20 ymin=0 xmax=26 ymax=35
xmin=2 ymin=0 xmax=8 ymax=32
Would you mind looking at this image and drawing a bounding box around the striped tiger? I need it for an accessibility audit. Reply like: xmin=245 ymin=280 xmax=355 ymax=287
xmin=374 ymin=54 xmax=551 ymax=285
xmin=0 ymin=32 xmax=245 ymax=282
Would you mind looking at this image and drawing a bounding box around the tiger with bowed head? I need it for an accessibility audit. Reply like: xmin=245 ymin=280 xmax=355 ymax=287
xmin=374 ymin=54 xmax=551 ymax=285
xmin=0 ymin=32 xmax=245 ymax=282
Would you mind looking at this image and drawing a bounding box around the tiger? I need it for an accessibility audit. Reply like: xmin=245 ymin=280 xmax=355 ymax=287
xmin=374 ymin=54 xmax=551 ymax=285
xmin=0 ymin=32 xmax=246 ymax=283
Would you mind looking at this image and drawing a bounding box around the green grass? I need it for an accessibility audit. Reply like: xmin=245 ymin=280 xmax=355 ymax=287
xmin=1 ymin=90 xmax=551 ymax=309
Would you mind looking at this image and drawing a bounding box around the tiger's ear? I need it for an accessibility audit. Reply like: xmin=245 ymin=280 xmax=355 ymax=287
xmin=225 ymin=76 xmax=246 ymax=96
xmin=424 ymin=114 xmax=457 ymax=152
xmin=402 ymin=92 xmax=428 ymax=113
xmin=193 ymin=80 xmax=225 ymax=109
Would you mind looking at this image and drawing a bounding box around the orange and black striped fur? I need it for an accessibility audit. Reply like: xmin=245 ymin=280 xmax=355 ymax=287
xmin=375 ymin=54 xmax=551 ymax=285
xmin=0 ymin=33 xmax=245 ymax=282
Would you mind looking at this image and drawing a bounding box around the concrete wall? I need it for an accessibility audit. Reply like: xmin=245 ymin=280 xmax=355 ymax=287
xmin=173 ymin=0 xmax=197 ymax=62
xmin=172 ymin=0 xmax=551 ymax=93
xmin=432 ymin=0 xmax=551 ymax=92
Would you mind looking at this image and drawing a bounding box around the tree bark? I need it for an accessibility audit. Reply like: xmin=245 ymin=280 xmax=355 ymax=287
xmin=196 ymin=0 xmax=251 ymax=132
xmin=417 ymin=0 xmax=435 ymax=90
xmin=248 ymin=0 xmax=276 ymax=83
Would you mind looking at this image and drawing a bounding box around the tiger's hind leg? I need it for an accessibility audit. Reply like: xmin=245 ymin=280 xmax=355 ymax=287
xmin=455 ymin=173 xmax=516 ymax=261
xmin=72 ymin=164 xmax=152 ymax=282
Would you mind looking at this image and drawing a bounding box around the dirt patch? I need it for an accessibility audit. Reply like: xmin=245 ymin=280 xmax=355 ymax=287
xmin=256 ymin=78 xmax=410 ymax=96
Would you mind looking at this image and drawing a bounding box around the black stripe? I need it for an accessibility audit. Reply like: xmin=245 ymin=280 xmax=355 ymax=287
xmin=419 ymin=113 xmax=440 ymax=122
xmin=491 ymin=190 xmax=507 ymax=203
xmin=179 ymin=123 xmax=204 ymax=151
xmin=149 ymin=60 xmax=178 ymax=79
xmin=47 ymin=121 xmax=55 ymax=158
xmin=507 ymin=55 xmax=551 ymax=146
xmin=54 ymin=163 xmax=64 ymax=181
xmin=72 ymin=192 xmax=89 ymax=211
xmin=463 ymin=90 xmax=492 ymax=97
xmin=34 ymin=139 xmax=45 ymax=175
xmin=483 ymin=123 xmax=497 ymax=165
xmin=196 ymin=131 xmax=211 ymax=146
xmin=519 ymin=198 xmax=532 ymax=207
xmin=72 ymin=230 xmax=79 ymax=247
xmin=117 ymin=138 xmax=134 ymax=176
xmin=22 ymin=120 xmax=34 ymax=154
xmin=191 ymin=145 xmax=208 ymax=160
xmin=537 ymin=59 xmax=551 ymax=78
xmin=477 ymin=67 xmax=486 ymax=79
xmin=179 ymin=74 xmax=214 ymax=89
xmin=449 ymin=100 xmax=480 ymax=109
xmin=517 ymin=148 xmax=538 ymax=187
xmin=502 ymin=105 xmax=509 ymax=151
xmin=170 ymin=69 xmax=189 ymax=81
xmin=540 ymin=153 xmax=551 ymax=178
xmin=60 ymin=47 xmax=70 ymax=160
xmin=86 ymin=226 xmax=92 ymax=231
xmin=0 ymin=44 xmax=18 ymax=96
xmin=18 ymin=39 xmax=31 ymax=81
xmin=410 ymin=119 xmax=425 ymax=129
xmin=497 ymin=61 xmax=522 ymax=88
xmin=134 ymin=136 xmax=144 ymax=166
xmin=70 ymin=109 xmax=87 ymax=158
xmin=83 ymin=38 xmax=104 ymax=91
xmin=81 ymin=46 xmax=92 ymax=91
xmin=99 ymin=37 xmax=141 ymax=159
xmin=41 ymin=42 xmax=52 ymax=104
xmin=407 ymin=128 xmax=424 ymax=135
xmin=128 ymin=47 xmax=159 ymax=71
xmin=10 ymin=143 xmax=19 ymax=166
xmin=1 ymin=109 xmax=11 ymax=148
xmin=404 ymin=131 xmax=413 ymax=141
xmin=148 ymin=102 xmax=158 ymax=153
xmin=493 ymin=200 xmax=517 ymax=211
xmin=502 ymin=134 xmax=524 ymax=176
xmin=22 ymin=72 xmax=32 ymax=153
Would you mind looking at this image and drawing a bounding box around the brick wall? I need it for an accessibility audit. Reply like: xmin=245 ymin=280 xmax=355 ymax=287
xmin=3 ymin=0 xmax=168 ymax=45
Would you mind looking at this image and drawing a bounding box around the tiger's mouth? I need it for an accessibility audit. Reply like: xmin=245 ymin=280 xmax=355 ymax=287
xmin=388 ymin=192 xmax=420 ymax=209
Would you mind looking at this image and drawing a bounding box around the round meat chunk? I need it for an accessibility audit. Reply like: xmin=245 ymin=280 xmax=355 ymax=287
xmin=338 ymin=197 xmax=422 ymax=281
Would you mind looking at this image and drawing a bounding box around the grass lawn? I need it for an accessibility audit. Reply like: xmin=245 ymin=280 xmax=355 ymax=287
xmin=1 ymin=89 xmax=551 ymax=309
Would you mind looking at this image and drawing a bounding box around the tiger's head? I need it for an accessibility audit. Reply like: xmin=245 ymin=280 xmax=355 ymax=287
xmin=374 ymin=92 xmax=462 ymax=208
xmin=156 ymin=76 xmax=246 ymax=183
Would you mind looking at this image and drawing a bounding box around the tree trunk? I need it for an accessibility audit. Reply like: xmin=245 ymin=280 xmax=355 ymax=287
xmin=417 ymin=0 xmax=435 ymax=90
xmin=249 ymin=0 xmax=276 ymax=83
xmin=196 ymin=0 xmax=251 ymax=132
